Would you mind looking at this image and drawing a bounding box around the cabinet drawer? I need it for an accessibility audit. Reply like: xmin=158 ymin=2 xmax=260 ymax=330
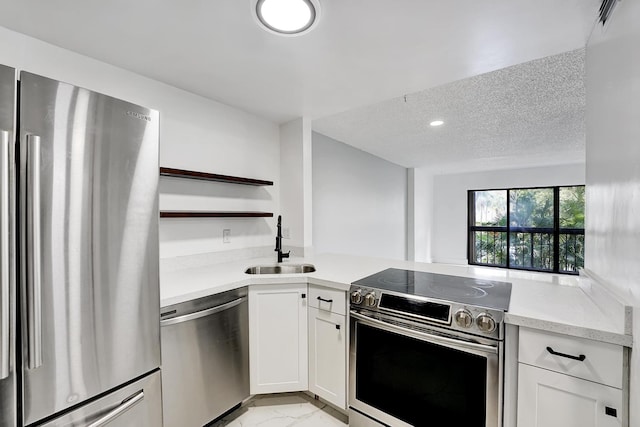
xmin=519 ymin=327 xmax=623 ymax=389
xmin=308 ymin=285 xmax=346 ymax=315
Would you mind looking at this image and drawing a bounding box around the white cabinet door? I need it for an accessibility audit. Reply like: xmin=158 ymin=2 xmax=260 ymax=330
xmin=308 ymin=307 xmax=346 ymax=409
xmin=249 ymin=283 xmax=308 ymax=394
xmin=517 ymin=364 xmax=623 ymax=427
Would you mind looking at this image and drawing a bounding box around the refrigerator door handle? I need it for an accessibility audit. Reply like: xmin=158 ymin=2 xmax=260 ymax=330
xmin=0 ymin=129 xmax=9 ymax=379
xmin=86 ymin=390 xmax=145 ymax=427
xmin=26 ymin=134 xmax=42 ymax=370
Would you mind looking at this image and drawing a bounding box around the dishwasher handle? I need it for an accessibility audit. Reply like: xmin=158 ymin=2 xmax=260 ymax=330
xmin=160 ymin=296 xmax=246 ymax=326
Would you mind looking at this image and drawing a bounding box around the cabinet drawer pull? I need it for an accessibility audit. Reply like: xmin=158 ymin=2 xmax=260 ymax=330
xmin=546 ymin=346 xmax=586 ymax=362
xmin=317 ymin=296 xmax=333 ymax=303
xmin=335 ymin=324 xmax=340 ymax=330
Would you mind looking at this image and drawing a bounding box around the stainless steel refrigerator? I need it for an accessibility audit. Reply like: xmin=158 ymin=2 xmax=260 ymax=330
xmin=0 ymin=65 xmax=162 ymax=426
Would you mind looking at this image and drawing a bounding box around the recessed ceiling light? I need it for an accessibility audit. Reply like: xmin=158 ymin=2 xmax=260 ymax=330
xmin=430 ymin=120 xmax=444 ymax=127
xmin=254 ymin=0 xmax=320 ymax=36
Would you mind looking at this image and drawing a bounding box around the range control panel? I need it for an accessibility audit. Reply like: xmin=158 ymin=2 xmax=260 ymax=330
xmin=349 ymin=286 xmax=504 ymax=340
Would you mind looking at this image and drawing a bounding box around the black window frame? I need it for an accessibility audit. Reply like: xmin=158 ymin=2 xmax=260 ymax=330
xmin=467 ymin=185 xmax=585 ymax=275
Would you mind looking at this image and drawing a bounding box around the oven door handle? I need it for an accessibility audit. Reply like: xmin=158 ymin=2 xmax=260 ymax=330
xmin=350 ymin=311 xmax=498 ymax=355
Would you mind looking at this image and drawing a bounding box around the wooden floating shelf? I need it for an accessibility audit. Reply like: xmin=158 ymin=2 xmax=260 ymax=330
xmin=160 ymin=211 xmax=274 ymax=218
xmin=160 ymin=167 xmax=273 ymax=186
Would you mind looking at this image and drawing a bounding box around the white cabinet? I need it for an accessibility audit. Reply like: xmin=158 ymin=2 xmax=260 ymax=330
xmin=249 ymin=283 xmax=308 ymax=394
xmin=518 ymin=327 xmax=623 ymax=388
xmin=249 ymin=283 xmax=348 ymax=407
xmin=517 ymin=327 xmax=625 ymax=427
xmin=308 ymin=284 xmax=347 ymax=409
xmin=309 ymin=308 xmax=346 ymax=409
xmin=308 ymin=285 xmax=347 ymax=315
xmin=517 ymin=364 xmax=622 ymax=427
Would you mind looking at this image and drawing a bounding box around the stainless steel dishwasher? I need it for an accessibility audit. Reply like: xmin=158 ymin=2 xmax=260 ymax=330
xmin=160 ymin=287 xmax=249 ymax=427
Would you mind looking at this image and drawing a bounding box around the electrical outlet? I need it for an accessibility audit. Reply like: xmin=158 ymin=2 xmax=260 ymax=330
xmin=282 ymin=227 xmax=290 ymax=239
xmin=223 ymin=229 xmax=231 ymax=243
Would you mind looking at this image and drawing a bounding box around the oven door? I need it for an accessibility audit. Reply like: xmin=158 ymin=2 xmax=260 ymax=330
xmin=349 ymin=311 xmax=502 ymax=427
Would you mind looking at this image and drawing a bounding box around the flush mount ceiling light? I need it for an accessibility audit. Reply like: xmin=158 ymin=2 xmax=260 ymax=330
xmin=430 ymin=120 xmax=444 ymax=127
xmin=253 ymin=0 xmax=320 ymax=36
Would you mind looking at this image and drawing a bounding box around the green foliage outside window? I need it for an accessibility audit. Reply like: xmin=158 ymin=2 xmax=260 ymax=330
xmin=469 ymin=186 xmax=585 ymax=274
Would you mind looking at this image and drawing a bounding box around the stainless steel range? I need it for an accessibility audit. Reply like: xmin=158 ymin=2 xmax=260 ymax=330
xmin=349 ymin=268 xmax=512 ymax=427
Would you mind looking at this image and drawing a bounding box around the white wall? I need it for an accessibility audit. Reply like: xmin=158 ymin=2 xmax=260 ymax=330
xmin=312 ymin=132 xmax=407 ymax=260
xmin=585 ymin=1 xmax=640 ymax=424
xmin=0 ymin=26 xmax=280 ymax=260
xmin=280 ymin=118 xmax=313 ymax=256
xmin=429 ymin=164 xmax=585 ymax=264
xmin=408 ymin=168 xmax=433 ymax=262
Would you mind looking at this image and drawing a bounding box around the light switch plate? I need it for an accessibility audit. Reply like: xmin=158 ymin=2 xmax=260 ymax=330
xmin=282 ymin=227 xmax=290 ymax=239
xmin=223 ymin=229 xmax=231 ymax=243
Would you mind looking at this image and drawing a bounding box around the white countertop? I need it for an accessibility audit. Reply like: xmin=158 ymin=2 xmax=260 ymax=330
xmin=160 ymin=253 xmax=633 ymax=347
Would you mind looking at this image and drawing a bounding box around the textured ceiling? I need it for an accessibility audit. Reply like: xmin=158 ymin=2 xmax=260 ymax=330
xmin=0 ymin=0 xmax=599 ymax=123
xmin=313 ymin=49 xmax=586 ymax=171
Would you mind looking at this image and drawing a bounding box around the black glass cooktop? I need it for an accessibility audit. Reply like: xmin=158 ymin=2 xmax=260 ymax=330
xmin=352 ymin=268 xmax=512 ymax=311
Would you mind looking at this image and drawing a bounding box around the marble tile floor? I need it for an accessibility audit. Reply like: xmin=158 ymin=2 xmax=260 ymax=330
xmin=209 ymin=393 xmax=349 ymax=427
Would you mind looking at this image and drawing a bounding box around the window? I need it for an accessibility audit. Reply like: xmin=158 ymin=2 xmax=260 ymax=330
xmin=468 ymin=186 xmax=585 ymax=274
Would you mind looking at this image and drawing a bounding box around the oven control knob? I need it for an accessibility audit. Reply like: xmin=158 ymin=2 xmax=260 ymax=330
xmin=454 ymin=309 xmax=473 ymax=328
xmin=364 ymin=292 xmax=377 ymax=307
xmin=476 ymin=313 xmax=496 ymax=333
xmin=350 ymin=290 xmax=363 ymax=305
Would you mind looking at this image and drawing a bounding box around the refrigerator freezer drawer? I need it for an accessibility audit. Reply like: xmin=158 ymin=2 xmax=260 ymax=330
xmin=37 ymin=369 xmax=162 ymax=427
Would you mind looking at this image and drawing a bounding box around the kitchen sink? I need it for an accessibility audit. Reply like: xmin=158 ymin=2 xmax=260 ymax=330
xmin=244 ymin=264 xmax=316 ymax=275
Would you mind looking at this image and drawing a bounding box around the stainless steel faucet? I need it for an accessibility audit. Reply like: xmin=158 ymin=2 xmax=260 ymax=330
xmin=275 ymin=215 xmax=290 ymax=263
